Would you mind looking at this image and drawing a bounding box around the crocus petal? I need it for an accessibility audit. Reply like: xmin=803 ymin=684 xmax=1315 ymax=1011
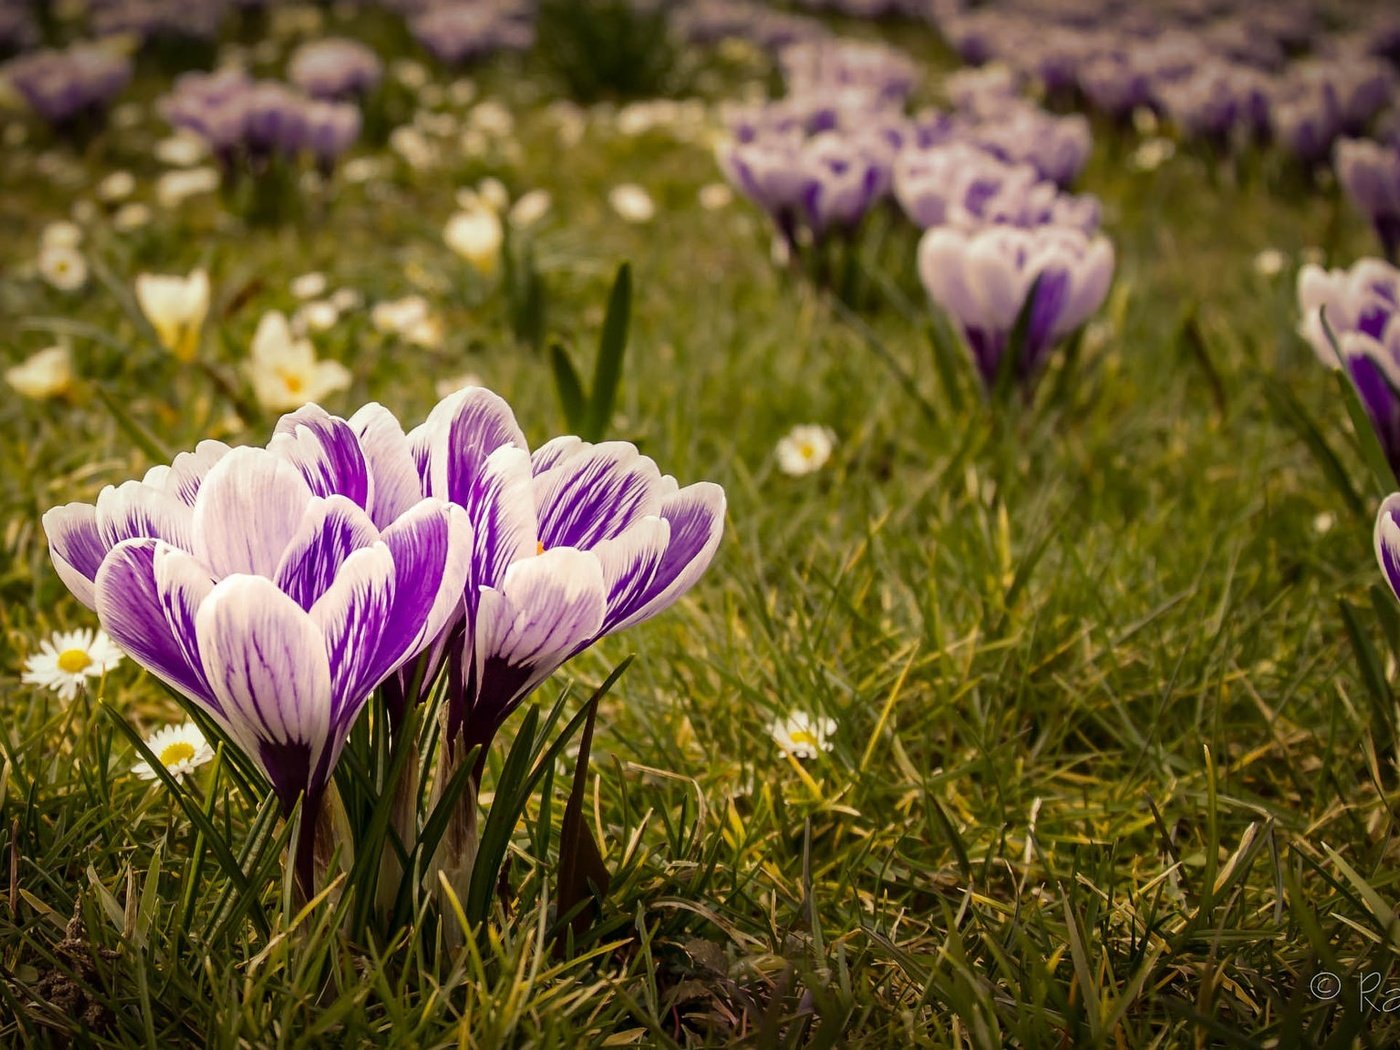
xmin=96 ymin=480 xmax=194 ymax=552
xmin=348 ymin=402 xmax=421 ymax=528
xmin=271 ymin=405 xmax=372 ymax=511
xmin=533 ymin=442 xmax=665 ymax=550
xmin=469 ymin=446 xmax=538 ymax=593
xmin=308 ymin=542 xmax=396 ymax=728
xmin=141 ymin=439 xmax=232 ymax=506
xmin=42 ymin=502 xmax=104 ymax=608
xmin=1376 ymin=493 xmax=1400 ymax=602
xmin=196 ymin=573 xmax=333 ymax=805
xmin=410 ymin=386 xmax=528 ymax=507
xmin=473 ymin=547 xmax=607 ymax=722
xmin=192 ymin=447 xmax=314 ymax=578
xmin=600 ymin=481 xmax=726 ymax=634
xmin=274 ymin=494 xmax=380 ymax=610
xmin=95 ymin=539 xmax=216 ymax=706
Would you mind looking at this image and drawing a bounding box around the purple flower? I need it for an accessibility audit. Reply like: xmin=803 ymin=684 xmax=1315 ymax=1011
xmin=894 ymin=142 xmax=1099 ymax=233
xmin=4 ymin=44 xmax=133 ymax=128
xmin=1335 ymin=139 xmax=1400 ymax=262
xmin=1298 ymin=258 xmax=1400 ymax=475
xmin=304 ymin=100 xmax=362 ymax=170
xmin=89 ymin=0 xmax=227 ymax=42
xmin=918 ymin=224 xmax=1115 ymax=389
xmin=965 ymin=103 xmax=1092 ymax=188
xmin=288 ymin=38 xmax=383 ymax=101
xmin=800 ymin=130 xmax=890 ymax=234
xmin=401 ymin=388 xmax=726 ymax=756
xmin=41 ymin=405 xmax=471 ymax=891
xmin=778 ymin=38 xmax=919 ymax=106
xmin=1375 ymin=494 xmax=1400 ymax=601
xmin=410 ymin=3 xmax=535 ymax=65
xmin=718 ymin=129 xmax=812 ymax=244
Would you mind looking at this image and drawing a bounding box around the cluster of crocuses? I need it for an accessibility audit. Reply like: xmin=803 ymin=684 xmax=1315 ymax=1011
xmin=408 ymin=2 xmax=536 ymax=66
xmin=160 ymin=68 xmax=361 ymax=177
xmin=671 ymin=0 xmax=827 ymax=52
xmin=88 ymin=0 xmax=229 ymax=45
xmin=287 ymin=37 xmax=384 ymax=102
xmin=42 ymin=387 xmax=726 ymax=901
xmin=1 ymin=42 xmax=132 ymax=131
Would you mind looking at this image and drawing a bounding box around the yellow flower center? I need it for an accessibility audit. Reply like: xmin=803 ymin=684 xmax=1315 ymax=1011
xmin=536 ymin=540 xmax=546 ymax=555
xmin=799 ymin=442 xmax=815 ymax=459
xmin=159 ymin=741 xmax=197 ymax=766
xmin=280 ymin=370 xmax=305 ymax=394
xmin=789 ymin=730 xmax=817 ymax=748
xmin=57 ymin=648 xmax=92 ymax=673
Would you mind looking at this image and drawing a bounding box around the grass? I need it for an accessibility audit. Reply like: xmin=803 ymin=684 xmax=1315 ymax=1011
xmin=2 ymin=9 xmax=1400 ymax=1048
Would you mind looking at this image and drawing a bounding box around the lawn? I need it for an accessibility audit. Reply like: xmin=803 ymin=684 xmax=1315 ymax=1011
xmin=1 ymin=2 xmax=1399 ymax=1047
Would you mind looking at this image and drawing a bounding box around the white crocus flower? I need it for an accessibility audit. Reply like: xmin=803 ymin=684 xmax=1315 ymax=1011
xmin=246 ymin=310 xmax=351 ymax=411
xmin=6 ymin=346 xmax=73 ymax=400
xmin=444 ymin=202 xmax=504 ymax=276
xmin=136 ymin=269 xmax=210 ymax=361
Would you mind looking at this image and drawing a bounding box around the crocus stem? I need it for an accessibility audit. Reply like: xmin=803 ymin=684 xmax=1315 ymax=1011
xmin=291 ymin=789 xmax=324 ymax=907
xmin=431 ymin=738 xmax=481 ymax=945
xmin=376 ymin=742 xmax=419 ymax=918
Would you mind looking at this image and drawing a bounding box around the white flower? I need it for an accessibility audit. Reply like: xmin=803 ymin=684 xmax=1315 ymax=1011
xmin=768 ymin=712 xmax=837 ymax=760
xmin=113 ymin=202 xmax=153 ymax=231
xmin=435 ymin=372 xmax=484 ymax=399
xmin=41 ymin=220 xmax=83 ymax=249
xmin=246 ymin=310 xmax=352 ymax=411
xmin=775 ymin=425 xmax=836 ymax=476
xmin=1314 ymin=512 xmax=1335 ymax=535
xmin=330 ymin=286 xmax=363 ymax=312
xmin=509 ymin=189 xmax=551 ymax=228
xmin=1130 ymin=137 xmax=1175 ymax=172
xmin=136 ymin=269 xmax=210 ymax=361
xmin=448 ymin=78 xmax=477 ymax=107
xmin=97 ymin=170 xmax=136 ymax=202
xmin=38 ymin=244 xmax=87 ymax=291
xmin=22 ymin=628 xmax=124 ymax=701
xmin=444 ymin=203 xmax=504 ymax=275
xmin=290 ymin=271 xmax=328 ymax=300
xmin=156 ymin=166 xmax=220 ymax=208
xmin=132 ymin=722 xmax=215 ymax=783
xmin=1254 ymin=249 xmax=1286 ymax=278
xmin=342 ymin=156 xmax=385 ymax=184
xmin=372 ymin=295 xmax=442 ymax=347
xmin=154 ymin=131 xmax=208 ymax=167
xmin=476 ymin=176 xmax=510 ymax=212
xmin=389 ymin=125 xmax=437 ymax=169
xmin=469 ymin=100 xmax=514 ymax=137
xmin=1131 ymin=106 xmax=1159 ymax=135
xmin=609 ymin=183 xmax=655 ymax=223
xmin=699 ymin=182 xmax=733 ymax=210
xmin=6 ymin=345 xmax=73 ymax=400
xmin=391 ymin=58 xmax=429 ymax=90
xmin=292 ymin=299 xmax=340 ymax=333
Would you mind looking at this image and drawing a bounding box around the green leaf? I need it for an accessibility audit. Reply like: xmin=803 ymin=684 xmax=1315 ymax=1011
xmin=550 ymin=342 xmax=588 ymax=434
xmin=1338 ymin=597 xmax=1397 ymax=751
xmin=1262 ymin=378 xmax=1366 ymax=522
xmin=103 ymin=705 xmax=271 ymax=938
xmin=553 ymin=685 xmax=611 ymax=955
xmin=1177 ymin=309 xmax=1227 ymax=417
xmin=91 ymin=384 xmax=173 ymax=463
xmin=587 ymin=261 xmax=632 ymax=440
xmin=994 ymin=274 xmax=1043 ymax=404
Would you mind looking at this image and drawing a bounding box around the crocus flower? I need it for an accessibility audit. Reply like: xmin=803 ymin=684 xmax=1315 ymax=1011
xmin=443 ymin=200 xmax=504 ymax=274
xmin=246 ymin=311 xmax=352 ymax=412
xmin=42 ymin=405 xmax=472 ymax=893
xmin=6 ymin=346 xmax=74 ymax=401
xmin=3 ymin=43 xmax=132 ymax=129
xmin=1335 ymin=139 xmax=1400 ymax=262
xmin=136 ymin=269 xmax=210 ymax=362
xmin=918 ymin=224 xmax=1115 ymax=390
xmin=1376 ymin=494 xmax=1400 ymax=603
xmin=287 ymin=38 xmax=383 ymax=101
xmin=1297 ymin=258 xmax=1400 ymax=477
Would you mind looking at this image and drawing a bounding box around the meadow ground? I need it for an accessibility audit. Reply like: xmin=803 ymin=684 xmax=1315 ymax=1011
xmin=1 ymin=8 xmax=1399 ymax=1048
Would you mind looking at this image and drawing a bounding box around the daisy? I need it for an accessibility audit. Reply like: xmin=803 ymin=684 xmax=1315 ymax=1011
xmin=38 ymin=244 xmax=88 ymax=292
xmin=775 ymin=425 xmax=836 ymax=477
xmin=132 ymin=722 xmax=214 ymax=783
xmin=1254 ymin=249 xmax=1286 ymax=277
xmin=97 ymin=170 xmax=135 ymax=202
xmin=113 ymin=203 xmax=153 ymax=231
xmin=41 ymin=221 xmax=83 ymax=250
xmin=609 ymin=183 xmax=656 ymax=224
xmin=292 ymin=299 xmax=340 ymax=333
xmin=290 ymin=271 xmax=328 ymax=300
xmin=21 ymin=628 xmax=124 ymax=701
xmin=508 ymin=189 xmax=551 ymax=228
xmin=768 ymin=712 xmax=837 ymax=760
xmin=6 ymin=345 xmax=73 ymax=400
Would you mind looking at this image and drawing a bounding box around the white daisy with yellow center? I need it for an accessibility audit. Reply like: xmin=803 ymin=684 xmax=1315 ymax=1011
xmin=38 ymin=244 xmax=88 ymax=292
xmin=132 ymin=722 xmax=214 ymax=783
xmin=21 ymin=627 xmax=124 ymax=701
xmin=768 ymin=712 xmax=837 ymax=760
xmin=775 ymin=424 xmax=836 ymax=477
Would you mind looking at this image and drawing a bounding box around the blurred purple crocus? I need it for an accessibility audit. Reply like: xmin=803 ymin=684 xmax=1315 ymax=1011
xmin=288 ymin=37 xmax=383 ymax=101
xmin=918 ymin=224 xmax=1115 ymax=390
xmin=1298 ymin=258 xmax=1400 ymax=476
xmin=1335 ymin=139 xmax=1400 ymax=262
xmin=41 ymin=407 xmax=471 ymax=895
xmin=410 ymin=3 xmax=535 ymax=65
xmin=4 ymin=44 xmax=133 ymax=129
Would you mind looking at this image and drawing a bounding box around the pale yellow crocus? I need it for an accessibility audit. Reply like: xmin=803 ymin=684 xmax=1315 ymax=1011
xmin=135 ymin=268 xmax=210 ymax=361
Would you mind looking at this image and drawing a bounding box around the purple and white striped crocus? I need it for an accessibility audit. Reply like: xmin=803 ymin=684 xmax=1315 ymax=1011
xmin=41 ymin=405 xmax=471 ymax=892
xmin=918 ymin=224 xmax=1115 ymax=390
xmin=1298 ymin=258 xmax=1400 ymax=478
xmin=401 ymin=387 xmax=727 ymax=759
xmin=1376 ymin=494 xmax=1400 ymax=604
